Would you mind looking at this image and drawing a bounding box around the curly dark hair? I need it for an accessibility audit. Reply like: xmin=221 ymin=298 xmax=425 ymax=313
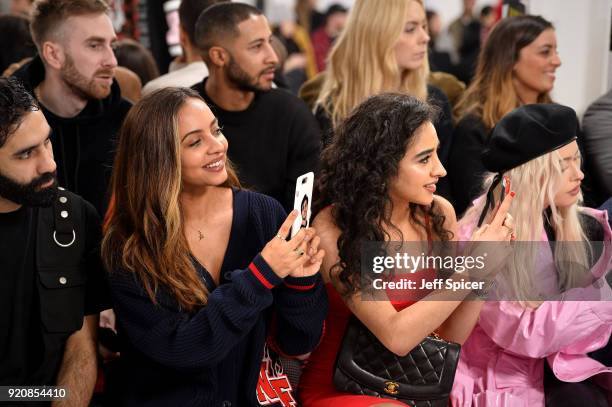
xmin=0 ymin=77 xmax=39 ymax=148
xmin=314 ymin=92 xmax=453 ymax=297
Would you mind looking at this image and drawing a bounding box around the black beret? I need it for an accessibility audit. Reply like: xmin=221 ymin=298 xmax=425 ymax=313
xmin=481 ymin=103 xmax=578 ymax=173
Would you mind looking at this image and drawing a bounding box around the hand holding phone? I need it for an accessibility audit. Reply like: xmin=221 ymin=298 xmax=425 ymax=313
xmin=291 ymin=172 xmax=314 ymax=238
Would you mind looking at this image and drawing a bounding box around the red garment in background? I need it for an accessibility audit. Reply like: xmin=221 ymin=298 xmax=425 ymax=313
xmin=311 ymin=27 xmax=332 ymax=73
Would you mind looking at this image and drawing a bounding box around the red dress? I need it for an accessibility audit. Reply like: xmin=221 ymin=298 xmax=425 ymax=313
xmin=299 ymin=213 xmax=437 ymax=406
xmin=298 ymin=270 xmax=436 ymax=406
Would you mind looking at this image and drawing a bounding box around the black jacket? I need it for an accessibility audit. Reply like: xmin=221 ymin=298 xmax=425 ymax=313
xmin=447 ymin=114 xmax=490 ymax=217
xmin=107 ymin=190 xmax=327 ymax=406
xmin=13 ymin=56 xmax=131 ymax=215
xmin=582 ymin=89 xmax=612 ymax=207
xmin=0 ymin=189 xmax=109 ymax=388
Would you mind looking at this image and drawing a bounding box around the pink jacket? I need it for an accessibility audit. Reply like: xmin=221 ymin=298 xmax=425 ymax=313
xmin=451 ymin=208 xmax=612 ymax=407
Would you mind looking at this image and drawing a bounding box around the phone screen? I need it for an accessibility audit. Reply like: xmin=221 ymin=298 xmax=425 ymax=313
xmin=291 ymin=172 xmax=314 ymax=238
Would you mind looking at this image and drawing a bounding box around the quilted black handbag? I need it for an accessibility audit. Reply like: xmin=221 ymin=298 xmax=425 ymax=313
xmin=333 ymin=316 xmax=460 ymax=407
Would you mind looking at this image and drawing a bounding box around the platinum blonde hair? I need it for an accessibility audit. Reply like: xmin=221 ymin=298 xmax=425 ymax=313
xmin=461 ymin=150 xmax=591 ymax=303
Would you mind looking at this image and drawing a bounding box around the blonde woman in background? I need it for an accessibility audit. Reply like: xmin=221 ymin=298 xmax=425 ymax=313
xmin=320 ymin=4 xmax=450 ymax=138
xmin=312 ymin=0 xmax=454 ymax=200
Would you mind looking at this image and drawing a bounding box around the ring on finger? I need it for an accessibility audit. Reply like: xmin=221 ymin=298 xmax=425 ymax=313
xmin=294 ymin=248 xmax=305 ymax=256
xmin=276 ymin=233 xmax=284 ymax=240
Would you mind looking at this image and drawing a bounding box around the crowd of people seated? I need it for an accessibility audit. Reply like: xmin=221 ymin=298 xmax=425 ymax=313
xmin=0 ymin=0 xmax=610 ymax=406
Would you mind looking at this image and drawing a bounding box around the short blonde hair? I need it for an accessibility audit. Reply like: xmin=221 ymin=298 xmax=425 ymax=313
xmin=30 ymin=0 xmax=109 ymax=50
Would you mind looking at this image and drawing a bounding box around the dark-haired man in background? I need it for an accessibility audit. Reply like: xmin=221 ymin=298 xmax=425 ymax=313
xmin=192 ymin=2 xmax=321 ymax=212
xmin=0 ymin=77 xmax=109 ymax=406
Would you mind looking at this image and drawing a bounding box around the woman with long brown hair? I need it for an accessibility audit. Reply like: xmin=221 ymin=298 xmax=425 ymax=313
xmin=447 ymin=15 xmax=561 ymax=216
xmin=101 ymin=87 xmax=327 ymax=406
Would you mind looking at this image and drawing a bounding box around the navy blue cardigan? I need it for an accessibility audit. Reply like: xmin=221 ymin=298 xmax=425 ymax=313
xmin=107 ymin=189 xmax=327 ymax=406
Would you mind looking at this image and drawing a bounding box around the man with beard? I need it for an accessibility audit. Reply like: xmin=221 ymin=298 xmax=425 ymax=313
xmin=192 ymin=2 xmax=321 ymax=211
xmin=0 ymin=77 xmax=109 ymax=405
xmin=12 ymin=0 xmax=131 ymax=216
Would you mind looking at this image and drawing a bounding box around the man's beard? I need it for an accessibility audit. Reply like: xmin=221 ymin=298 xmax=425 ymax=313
xmin=60 ymin=54 xmax=114 ymax=100
xmin=0 ymin=171 xmax=58 ymax=207
xmin=227 ymin=55 xmax=275 ymax=92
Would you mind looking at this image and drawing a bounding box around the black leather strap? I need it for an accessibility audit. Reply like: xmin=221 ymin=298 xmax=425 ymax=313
xmin=477 ymin=173 xmax=503 ymax=227
xmin=53 ymin=187 xmax=75 ymax=247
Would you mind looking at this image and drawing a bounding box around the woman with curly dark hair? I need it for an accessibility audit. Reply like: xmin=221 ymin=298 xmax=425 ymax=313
xmin=298 ymin=92 xmax=515 ymax=406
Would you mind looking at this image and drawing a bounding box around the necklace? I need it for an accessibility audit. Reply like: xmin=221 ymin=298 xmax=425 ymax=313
xmin=186 ymin=223 xmax=205 ymax=241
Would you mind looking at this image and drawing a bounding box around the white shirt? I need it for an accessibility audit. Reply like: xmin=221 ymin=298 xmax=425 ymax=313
xmin=142 ymin=61 xmax=208 ymax=95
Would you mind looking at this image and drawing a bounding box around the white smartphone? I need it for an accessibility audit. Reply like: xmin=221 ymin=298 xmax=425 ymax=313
xmin=290 ymin=172 xmax=314 ymax=238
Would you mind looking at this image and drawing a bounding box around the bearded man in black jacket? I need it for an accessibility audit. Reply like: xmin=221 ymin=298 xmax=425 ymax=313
xmin=0 ymin=76 xmax=110 ymax=407
xmin=12 ymin=0 xmax=131 ymax=216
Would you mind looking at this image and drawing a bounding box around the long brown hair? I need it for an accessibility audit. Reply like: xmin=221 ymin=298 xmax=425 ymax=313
xmin=102 ymin=87 xmax=240 ymax=311
xmin=454 ymin=15 xmax=554 ymax=129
